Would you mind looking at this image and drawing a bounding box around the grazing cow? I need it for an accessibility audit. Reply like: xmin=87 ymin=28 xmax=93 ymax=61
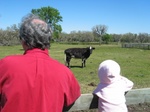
xmin=64 ymin=46 xmax=95 ymax=68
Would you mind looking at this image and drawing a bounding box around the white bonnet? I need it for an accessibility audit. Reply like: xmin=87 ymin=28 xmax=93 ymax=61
xmin=98 ymin=60 xmax=121 ymax=84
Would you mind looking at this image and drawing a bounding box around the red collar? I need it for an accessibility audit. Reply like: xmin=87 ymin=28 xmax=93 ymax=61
xmin=24 ymin=48 xmax=49 ymax=56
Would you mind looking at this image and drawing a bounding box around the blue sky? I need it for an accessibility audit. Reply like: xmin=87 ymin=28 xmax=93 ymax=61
xmin=0 ymin=0 xmax=150 ymax=34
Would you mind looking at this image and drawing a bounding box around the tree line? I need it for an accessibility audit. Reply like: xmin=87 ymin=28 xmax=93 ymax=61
xmin=0 ymin=26 xmax=150 ymax=46
xmin=60 ymin=32 xmax=150 ymax=44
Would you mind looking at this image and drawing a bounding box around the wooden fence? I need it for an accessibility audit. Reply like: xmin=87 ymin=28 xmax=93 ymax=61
xmin=63 ymin=88 xmax=150 ymax=111
xmin=122 ymin=43 xmax=150 ymax=50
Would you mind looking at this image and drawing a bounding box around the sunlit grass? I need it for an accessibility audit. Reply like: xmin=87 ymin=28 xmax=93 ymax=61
xmin=0 ymin=43 xmax=150 ymax=93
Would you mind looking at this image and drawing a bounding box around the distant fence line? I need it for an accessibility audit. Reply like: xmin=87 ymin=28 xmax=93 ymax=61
xmin=122 ymin=43 xmax=150 ymax=50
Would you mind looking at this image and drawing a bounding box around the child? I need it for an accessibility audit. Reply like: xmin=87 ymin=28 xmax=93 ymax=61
xmin=93 ymin=60 xmax=134 ymax=112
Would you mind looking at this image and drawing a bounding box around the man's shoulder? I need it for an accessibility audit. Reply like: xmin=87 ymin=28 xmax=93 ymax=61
xmin=0 ymin=54 xmax=23 ymax=63
xmin=49 ymin=58 xmax=73 ymax=73
xmin=51 ymin=58 xmax=70 ymax=69
xmin=3 ymin=54 xmax=22 ymax=59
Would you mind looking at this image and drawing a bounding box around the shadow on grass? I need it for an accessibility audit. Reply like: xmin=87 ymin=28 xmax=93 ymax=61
xmin=69 ymin=66 xmax=84 ymax=68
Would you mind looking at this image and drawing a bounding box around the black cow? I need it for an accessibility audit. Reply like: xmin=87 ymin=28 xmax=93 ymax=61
xmin=64 ymin=46 xmax=95 ymax=68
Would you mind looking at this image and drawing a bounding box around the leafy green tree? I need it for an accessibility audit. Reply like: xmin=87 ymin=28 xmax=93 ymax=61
xmin=31 ymin=6 xmax=63 ymax=39
xmin=102 ymin=33 xmax=111 ymax=44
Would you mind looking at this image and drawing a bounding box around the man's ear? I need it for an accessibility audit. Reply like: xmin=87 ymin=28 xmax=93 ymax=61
xmin=21 ymin=40 xmax=28 ymax=51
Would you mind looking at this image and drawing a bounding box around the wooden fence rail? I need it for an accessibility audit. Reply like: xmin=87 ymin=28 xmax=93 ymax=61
xmin=122 ymin=43 xmax=150 ymax=50
xmin=63 ymin=88 xmax=150 ymax=111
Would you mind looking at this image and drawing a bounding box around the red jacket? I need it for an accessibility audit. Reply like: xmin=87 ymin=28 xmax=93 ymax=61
xmin=0 ymin=49 xmax=80 ymax=112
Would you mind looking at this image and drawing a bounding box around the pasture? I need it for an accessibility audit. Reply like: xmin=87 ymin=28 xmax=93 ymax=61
xmin=0 ymin=43 xmax=150 ymax=94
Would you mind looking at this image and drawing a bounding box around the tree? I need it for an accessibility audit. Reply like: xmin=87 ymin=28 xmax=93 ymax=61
xmin=138 ymin=33 xmax=149 ymax=43
xmin=92 ymin=25 xmax=108 ymax=45
xmin=31 ymin=6 xmax=63 ymax=39
xmin=102 ymin=33 xmax=111 ymax=44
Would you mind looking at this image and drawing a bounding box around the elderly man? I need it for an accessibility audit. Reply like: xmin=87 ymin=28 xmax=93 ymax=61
xmin=0 ymin=14 xmax=80 ymax=112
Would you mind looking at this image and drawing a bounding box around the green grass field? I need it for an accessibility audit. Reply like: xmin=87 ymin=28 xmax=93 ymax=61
xmin=0 ymin=43 xmax=150 ymax=93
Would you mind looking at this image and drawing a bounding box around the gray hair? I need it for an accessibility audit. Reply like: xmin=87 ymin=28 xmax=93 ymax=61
xmin=19 ymin=13 xmax=52 ymax=50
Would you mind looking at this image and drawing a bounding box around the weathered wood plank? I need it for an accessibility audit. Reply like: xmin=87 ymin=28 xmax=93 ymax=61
xmin=122 ymin=43 xmax=150 ymax=50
